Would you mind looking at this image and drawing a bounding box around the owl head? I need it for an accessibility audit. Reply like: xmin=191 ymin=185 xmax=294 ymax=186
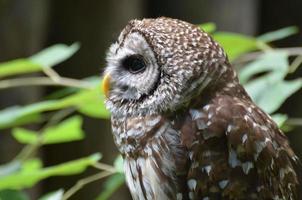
xmin=103 ymin=17 xmax=235 ymax=117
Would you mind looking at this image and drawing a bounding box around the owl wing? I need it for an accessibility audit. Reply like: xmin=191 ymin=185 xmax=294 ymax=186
xmin=185 ymin=95 xmax=298 ymax=199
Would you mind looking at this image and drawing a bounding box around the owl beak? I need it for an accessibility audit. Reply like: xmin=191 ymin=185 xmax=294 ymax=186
xmin=102 ymin=73 xmax=111 ymax=98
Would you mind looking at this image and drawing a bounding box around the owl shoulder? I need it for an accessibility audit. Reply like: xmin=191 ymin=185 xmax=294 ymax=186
xmin=188 ymin=95 xmax=298 ymax=198
xmin=196 ymin=94 xmax=296 ymax=162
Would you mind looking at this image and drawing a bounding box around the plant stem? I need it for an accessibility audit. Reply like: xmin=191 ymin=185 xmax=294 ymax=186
xmin=43 ymin=67 xmax=61 ymax=82
xmin=14 ymin=134 xmax=44 ymax=162
xmin=286 ymin=118 xmax=302 ymax=126
xmin=62 ymin=171 xmax=114 ymax=200
xmin=93 ymin=162 xmax=117 ymax=173
xmin=0 ymin=77 xmax=93 ymax=90
xmin=256 ymin=41 xmax=273 ymax=51
xmin=289 ymin=55 xmax=302 ymax=73
xmin=43 ymin=108 xmax=76 ymax=129
xmin=14 ymin=108 xmax=76 ymax=162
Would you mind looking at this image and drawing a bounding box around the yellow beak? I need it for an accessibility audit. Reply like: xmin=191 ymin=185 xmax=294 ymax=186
xmin=101 ymin=73 xmax=111 ymax=98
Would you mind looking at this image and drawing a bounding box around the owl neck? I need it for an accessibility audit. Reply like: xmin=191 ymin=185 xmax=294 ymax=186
xmin=189 ymin=68 xmax=252 ymax=109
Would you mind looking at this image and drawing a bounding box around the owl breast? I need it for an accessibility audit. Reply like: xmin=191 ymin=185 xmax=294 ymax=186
xmin=111 ymin=115 xmax=188 ymax=200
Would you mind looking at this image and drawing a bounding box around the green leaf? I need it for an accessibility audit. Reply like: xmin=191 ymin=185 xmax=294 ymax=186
xmin=76 ymin=89 xmax=109 ymax=118
xmin=12 ymin=129 xmax=38 ymax=144
xmin=271 ymin=114 xmax=288 ymax=128
xmin=257 ymin=26 xmax=298 ymax=43
xmin=96 ymin=173 xmax=125 ymax=200
xmin=0 ymin=162 xmax=21 ymax=178
xmin=213 ymin=32 xmax=258 ymax=61
xmin=239 ymin=51 xmax=288 ymax=84
xmin=29 ymin=43 xmax=80 ymax=68
xmin=245 ymin=78 xmax=302 ymax=114
xmin=0 ymin=43 xmax=80 ymax=78
xmin=21 ymin=159 xmax=43 ymax=173
xmin=39 ymin=189 xmax=64 ymax=200
xmin=12 ymin=116 xmax=85 ymax=144
xmin=113 ymin=155 xmax=123 ymax=173
xmin=0 ymin=159 xmax=41 ymax=179
xmin=199 ymin=22 xmax=216 ymax=33
xmin=0 ymin=105 xmax=42 ymax=130
xmin=0 ymin=102 xmax=60 ymax=130
xmin=0 ymin=59 xmax=41 ymax=78
xmin=41 ymin=115 xmax=84 ymax=144
xmin=240 ymin=50 xmax=302 ymax=114
xmin=0 ymin=154 xmax=101 ymax=190
xmin=0 ymin=190 xmax=30 ymax=200
xmin=0 ymin=83 xmax=109 ymax=130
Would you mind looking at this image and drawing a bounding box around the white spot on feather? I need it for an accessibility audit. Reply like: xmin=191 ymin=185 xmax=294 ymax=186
xmin=202 ymin=165 xmax=212 ymax=175
xmin=189 ymin=151 xmax=194 ymax=160
xmin=146 ymin=116 xmax=161 ymax=127
xmin=208 ymin=112 xmax=214 ymax=119
xmin=254 ymin=141 xmax=266 ymax=160
xmin=242 ymin=161 xmax=254 ymax=174
xmin=176 ymin=193 xmax=183 ymax=200
xmin=204 ymin=105 xmax=210 ymax=111
xmin=252 ymin=122 xmax=258 ymax=128
xmin=242 ymin=134 xmax=248 ymax=144
xmin=229 ymin=149 xmax=241 ymax=167
xmin=187 ymin=179 xmax=197 ymax=190
xmin=226 ymin=124 xmax=233 ymax=135
xmin=196 ymin=119 xmax=207 ymax=130
xmin=191 ymin=161 xmax=199 ymax=168
xmin=265 ymin=137 xmax=272 ymax=144
xmin=189 ymin=109 xmax=204 ymax=120
xmin=219 ymin=179 xmax=229 ymax=189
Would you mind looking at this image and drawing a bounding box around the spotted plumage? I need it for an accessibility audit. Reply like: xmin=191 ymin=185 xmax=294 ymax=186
xmin=103 ymin=17 xmax=299 ymax=200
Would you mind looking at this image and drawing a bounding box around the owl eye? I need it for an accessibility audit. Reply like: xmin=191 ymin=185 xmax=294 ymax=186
xmin=122 ymin=55 xmax=146 ymax=74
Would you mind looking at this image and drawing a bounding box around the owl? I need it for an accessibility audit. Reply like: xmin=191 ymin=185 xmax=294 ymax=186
xmin=102 ymin=17 xmax=299 ymax=200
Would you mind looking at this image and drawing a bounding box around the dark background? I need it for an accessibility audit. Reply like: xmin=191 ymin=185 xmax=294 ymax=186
xmin=0 ymin=0 xmax=301 ymax=199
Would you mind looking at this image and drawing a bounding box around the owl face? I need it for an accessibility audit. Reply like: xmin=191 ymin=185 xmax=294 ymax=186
xmin=105 ymin=32 xmax=161 ymax=102
xmin=103 ymin=17 xmax=229 ymax=117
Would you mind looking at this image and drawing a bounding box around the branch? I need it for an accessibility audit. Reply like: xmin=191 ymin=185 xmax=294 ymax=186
xmin=0 ymin=77 xmax=94 ymax=90
xmin=14 ymin=108 xmax=77 ymax=162
xmin=289 ymin=55 xmax=302 ymax=73
xmin=93 ymin=162 xmax=117 ymax=173
xmin=42 ymin=67 xmax=61 ymax=82
xmin=286 ymin=118 xmax=302 ymax=126
xmin=62 ymin=171 xmax=115 ymax=200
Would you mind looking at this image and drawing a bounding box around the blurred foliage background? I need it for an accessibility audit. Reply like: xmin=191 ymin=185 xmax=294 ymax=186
xmin=0 ymin=0 xmax=302 ymax=200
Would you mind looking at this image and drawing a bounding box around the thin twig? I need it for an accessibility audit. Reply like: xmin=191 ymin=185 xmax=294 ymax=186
xmin=286 ymin=118 xmax=302 ymax=126
xmin=43 ymin=67 xmax=61 ymax=82
xmin=256 ymin=41 xmax=273 ymax=51
xmin=14 ymin=133 xmax=44 ymax=162
xmin=14 ymin=108 xmax=76 ymax=162
xmin=43 ymin=108 xmax=76 ymax=129
xmin=0 ymin=77 xmax=93 ymax=90
xmin=93 ymin=162 xmax=117 ymax=173
xmin=62 ymin=171 xmax=114 ymax=200
xmin=289 ymin=55 xmax=302 ymax=74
